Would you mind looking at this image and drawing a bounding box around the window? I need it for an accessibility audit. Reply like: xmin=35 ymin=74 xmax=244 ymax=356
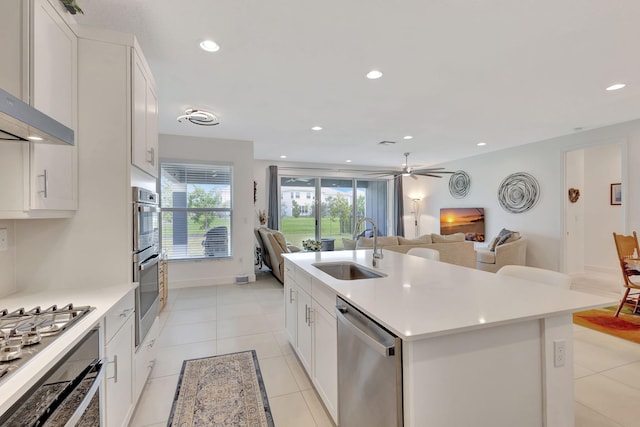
xmin=280 ymin=176 xmax=388 ymax=249
xmin=160 ymin=162 xmax=232 ymax=259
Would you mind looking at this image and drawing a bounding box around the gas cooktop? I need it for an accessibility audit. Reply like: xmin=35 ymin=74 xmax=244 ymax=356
xmin=0 ymin=304 xmax=94 ymax=383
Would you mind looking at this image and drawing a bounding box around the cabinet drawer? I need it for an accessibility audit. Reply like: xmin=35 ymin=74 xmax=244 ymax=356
xmin=312 ymin=279 xmax=337 ymax=317
xmin=284 ymin=260 xmax=295 ymax=283
xmin=296 ymin=269 xmax=312 ymax=295
xmin=105 ymin=289 xmax=135 ymax=345
xmin=134 ymin=316 xmax=160 ymax=400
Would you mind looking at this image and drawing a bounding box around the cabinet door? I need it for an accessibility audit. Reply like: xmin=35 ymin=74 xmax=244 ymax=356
xmin=131 ymin=49 xmax=158 ymax=177
xmin=31 ymin=0 xmax=76 ymax=129
xmin=30 ymin=143 xmax=77 ymax=210
xmin=105 ymin=315 xmax=134 ymax=427
xmin=284 ymin=279 xmax=297 ymax=346
xmin=312 ymin=302 xmax=338 ymax=422
xmin=296 ymin=288 xmax=312 ymax=373
xmin=134 ymin=317 xmax=160 ymax=401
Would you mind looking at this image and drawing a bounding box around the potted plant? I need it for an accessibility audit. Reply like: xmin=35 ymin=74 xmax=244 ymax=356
xmin=59 ymin=0 xmax=83 ymax=14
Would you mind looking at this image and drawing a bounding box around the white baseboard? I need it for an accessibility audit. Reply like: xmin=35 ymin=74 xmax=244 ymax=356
xmin=170 ymin=273 xmax=257 ymax=289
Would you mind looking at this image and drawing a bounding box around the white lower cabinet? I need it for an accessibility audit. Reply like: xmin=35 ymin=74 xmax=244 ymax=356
xmin=312 ymin=300 xmax=338 ymax=421
xmin=283 ymin=260 xmax=338 ymax=424
xmin=284 ymin=278 xmax=297 ymax=346
xmin=134 ymin=317 xmax=160 ymax=401
xmin=104 ymin=291 xmax=135 ymax=427
xmin=296 ymin=286 xmax=313 ymax=373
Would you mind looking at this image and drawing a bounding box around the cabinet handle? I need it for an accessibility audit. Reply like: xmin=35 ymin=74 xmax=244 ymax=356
xmin=147 ymin=338 xmax=156 ymax=349
xmin=107 ymin=354 xmax=118 ymax=383
xmin=304 ymin=304 xmax=308 ymax=324
xmin=147 ymin=147 xmax=155 ymax=166
xmin=307 ymin=306 xmax=313 ymax=325
xmin=289 ymin=288 xmax=295 ymax=303
xmin=38 ymin=169 xmax=48 ymax=198
xmin=119 ymin=308 xmax=134 ymax=318
xmin=148 ymin=359 xmax=156 ymax=369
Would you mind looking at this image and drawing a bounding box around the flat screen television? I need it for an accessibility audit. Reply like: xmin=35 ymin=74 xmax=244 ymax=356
xmin=440 ymin=208 xmax=485 ymax=242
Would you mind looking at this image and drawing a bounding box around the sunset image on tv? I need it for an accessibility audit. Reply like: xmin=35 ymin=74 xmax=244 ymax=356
xmin=440 ymin=208 xmax=485 ymax=242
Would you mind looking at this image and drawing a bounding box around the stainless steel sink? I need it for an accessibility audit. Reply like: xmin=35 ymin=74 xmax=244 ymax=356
xmin=312 ymin=262 xmax=386 ymax=280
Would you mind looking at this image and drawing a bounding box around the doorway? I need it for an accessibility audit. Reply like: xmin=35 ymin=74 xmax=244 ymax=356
xmin=564 ymin=143 xmax=624 ymax=277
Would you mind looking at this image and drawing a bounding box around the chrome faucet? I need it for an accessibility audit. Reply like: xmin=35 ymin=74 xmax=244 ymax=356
xmin=353 ymin=217 xmax=384 ymax=267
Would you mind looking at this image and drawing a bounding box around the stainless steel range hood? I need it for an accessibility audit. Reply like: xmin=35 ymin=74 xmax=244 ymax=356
xmin=0 ymin=88 xmax=74 ymax=146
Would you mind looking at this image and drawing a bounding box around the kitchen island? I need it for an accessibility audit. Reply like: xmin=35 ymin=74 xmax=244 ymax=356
xmin=283 ymin=249 xmax=613 ymax=427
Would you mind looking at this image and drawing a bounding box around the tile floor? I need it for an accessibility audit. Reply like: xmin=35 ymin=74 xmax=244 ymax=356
xmin=129 ymin=269 xmax=639 ymax=426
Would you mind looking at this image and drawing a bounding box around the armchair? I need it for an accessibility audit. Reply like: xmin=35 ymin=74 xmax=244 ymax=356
xmin=476 ymin=236 xmax=527 ymax=273
xmin=255 ymin=227 xmax=300 ymax=283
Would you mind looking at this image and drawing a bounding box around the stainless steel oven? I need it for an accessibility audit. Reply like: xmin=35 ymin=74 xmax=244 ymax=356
xmin=132 ymin=187 xmax=161 ymax=348
xmin=0 ymin=326 xmax=104 ymax=427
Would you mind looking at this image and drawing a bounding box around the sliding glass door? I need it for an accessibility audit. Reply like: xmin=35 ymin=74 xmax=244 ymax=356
xmin=280 ymin=175 xmax=388 ymax=250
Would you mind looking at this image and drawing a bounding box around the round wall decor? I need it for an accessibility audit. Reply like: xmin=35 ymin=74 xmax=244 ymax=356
xmin=448 ymin=170 xmax=471 ymax=199
xmin=497 ymin=172 xmax=540 ymax=213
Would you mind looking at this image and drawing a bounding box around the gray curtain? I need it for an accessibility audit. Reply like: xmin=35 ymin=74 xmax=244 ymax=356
xmin=394 ymin=176 xmax=405 ymax=237
xmin=267 ymin=165 xmax=279 ymax=229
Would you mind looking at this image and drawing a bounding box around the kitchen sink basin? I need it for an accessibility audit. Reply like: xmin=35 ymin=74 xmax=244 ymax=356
xmin=312 ymin=262 xmax=386 ymax=280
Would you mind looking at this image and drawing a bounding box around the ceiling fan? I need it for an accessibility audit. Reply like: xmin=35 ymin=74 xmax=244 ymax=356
xmin=369 ymin=152 xmax=454 ymax=179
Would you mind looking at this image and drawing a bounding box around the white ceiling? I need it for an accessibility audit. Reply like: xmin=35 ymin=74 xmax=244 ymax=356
xmin=75 ymin=0 xmax=640 ymax=168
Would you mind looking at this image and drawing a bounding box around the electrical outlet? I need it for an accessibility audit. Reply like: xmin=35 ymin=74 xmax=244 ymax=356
xmin=0 ymin=229 xmax=7 ymax=251
xmin=554 ymin=339 xmax=566 ymax=367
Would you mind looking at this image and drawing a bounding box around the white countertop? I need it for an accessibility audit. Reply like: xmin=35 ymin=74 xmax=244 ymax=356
xmin=284 ymin=250 xmax=615 ymax=341
xmin=0 ymin=283 xmax=134 ymax=415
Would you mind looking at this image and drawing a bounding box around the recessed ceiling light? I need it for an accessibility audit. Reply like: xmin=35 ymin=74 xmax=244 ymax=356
xmin=311 ymin=126 xmax=322 ymax=131
xmin=346 ymin=160 xmax=352 ymax=163
xmin=606 ymin=83 xmax=626 ymax=91
xmin=366 ymin=70 xmax=383 ymax=79
xmin=477 ymin=142 xmax=487 ymax=146
xmin=280 ymin=155 xmax=287 ymax=159
xmin=403 ymin=135 xmax=413 ymax=140
xmin=28 ymin=136 xmax=43 ymax=141
xmin=199 ymin=40 xmax=220 ymax=52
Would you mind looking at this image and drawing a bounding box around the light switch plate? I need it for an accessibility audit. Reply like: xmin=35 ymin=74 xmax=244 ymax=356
xmin=0 ymin=229 xmax=7 ymax=251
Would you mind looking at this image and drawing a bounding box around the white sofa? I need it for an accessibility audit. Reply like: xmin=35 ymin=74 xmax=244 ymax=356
xmin=350 ymin=233 xmax=477 ymax=269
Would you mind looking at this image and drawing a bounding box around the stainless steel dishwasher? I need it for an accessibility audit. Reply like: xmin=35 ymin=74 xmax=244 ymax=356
xmin=336 ymin=296 xmax=403 ymax=427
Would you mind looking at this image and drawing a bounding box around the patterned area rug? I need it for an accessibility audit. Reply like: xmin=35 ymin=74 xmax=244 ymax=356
xmin=573 ymin=306 xmax=640 ymax=344
xmin=168 ymin=350 xmax=274 ymax=427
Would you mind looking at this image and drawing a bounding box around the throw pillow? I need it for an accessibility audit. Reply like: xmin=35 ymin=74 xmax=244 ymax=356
xmin=431 ymin=233 xmax=465 ymax=243
xmin=488 ymin=236 xmax=500 ymax=251
xmin=342 ymin=238 xmax=357 ymax=250
xmin=496 ymin=228 xmax=513 ymax=245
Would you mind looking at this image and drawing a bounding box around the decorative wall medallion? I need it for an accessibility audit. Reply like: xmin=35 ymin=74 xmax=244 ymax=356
xmin=568 ymin=188 xmax=580 ymax=203
xmin=448 ymin=171 xmax=471 ymax=199
xmin=497 ymin=172 xmax=540 ymax=213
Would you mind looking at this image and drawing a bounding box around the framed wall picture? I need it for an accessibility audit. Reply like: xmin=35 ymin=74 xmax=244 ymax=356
xmin=610 ymin=183 xmax=622 ymax=205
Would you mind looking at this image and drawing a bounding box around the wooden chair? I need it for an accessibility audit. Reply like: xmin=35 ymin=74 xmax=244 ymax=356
xmin=612 ymin=232 xmax=640 ymax=317
xmin=496 ymin=265 xmax=572 ymax=290
xmin=407 ymin=247 xmax=440 ymax=261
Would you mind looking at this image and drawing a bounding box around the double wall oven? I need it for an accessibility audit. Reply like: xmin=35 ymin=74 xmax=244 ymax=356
xmin=132 ymin=187 xmax=161 ymax=348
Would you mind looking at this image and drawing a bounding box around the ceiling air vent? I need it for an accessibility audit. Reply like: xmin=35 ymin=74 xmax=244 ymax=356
xmin=378 ymin=140 xmax=396 ymax=146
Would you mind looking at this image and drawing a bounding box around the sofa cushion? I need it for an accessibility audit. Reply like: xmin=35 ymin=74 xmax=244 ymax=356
xmin=489 ymin=229 xmax=521 ymax=251
xmin=431 ymin=233 xmax=465 ymax=243
xmin=342 ymin=238 xmax=357 ymax=250
xmin=356 ymin=236 xmax=399 ymax=248
xmin=476 ymin=249 xmax=496 ymax=264
xmin=398 ymin=235 xmax=433 ymax=245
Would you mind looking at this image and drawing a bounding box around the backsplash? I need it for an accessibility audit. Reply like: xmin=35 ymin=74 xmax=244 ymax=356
xmin=0 ymin=220 xmax=16 ymax=297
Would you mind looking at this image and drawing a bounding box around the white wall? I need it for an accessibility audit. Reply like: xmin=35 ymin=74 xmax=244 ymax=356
xmin=416 ymin=119 xmax=639 ymax=271
xmin=160 ymin=134 xmax=256 ymax=287
xmin=0 ymin=220 xmax=16 ymax=297
xmin=564 ymin=150 xmax=585 ymax=274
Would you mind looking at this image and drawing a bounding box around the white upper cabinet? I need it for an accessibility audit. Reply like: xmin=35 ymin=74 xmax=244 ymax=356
xmin=0 ymin=0 xmax=78 ymax=217
xmin=132 ymin=49 xmax=159 ymax=178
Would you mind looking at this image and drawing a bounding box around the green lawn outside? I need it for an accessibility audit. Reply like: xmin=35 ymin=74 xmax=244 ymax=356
xmin=281 ymin=216 xmax=351 ymax=250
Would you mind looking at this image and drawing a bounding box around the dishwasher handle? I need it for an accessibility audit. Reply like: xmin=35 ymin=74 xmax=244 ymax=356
xmin=336 ymin=305 xmax=396 ymax=357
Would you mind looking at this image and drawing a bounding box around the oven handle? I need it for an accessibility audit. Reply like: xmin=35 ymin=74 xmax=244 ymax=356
xmin=140 ymin=253 xmax=160 ymax=270
xmin=63 ymin=357 xmax=106 ymax=427
xmin=137 ymin=205 xmax=161 ymax=213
